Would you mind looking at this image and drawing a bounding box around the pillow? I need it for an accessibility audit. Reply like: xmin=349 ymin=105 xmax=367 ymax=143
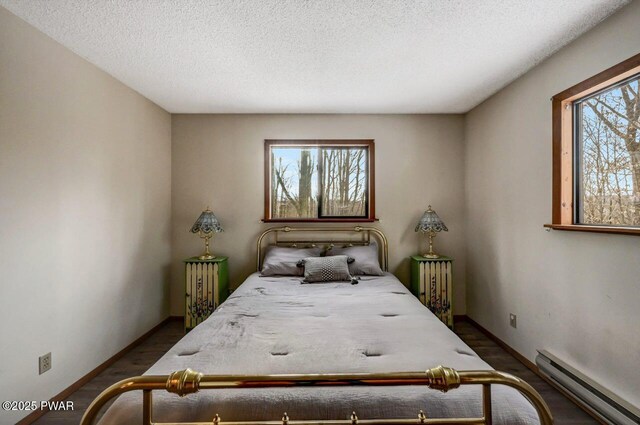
xmin=298 ymin=255 xmax=354 ymax=283
xmin=325 ymin=241 xmax=384 ymax=276
xmin=261 ymin=246 xmax=322 ymax=276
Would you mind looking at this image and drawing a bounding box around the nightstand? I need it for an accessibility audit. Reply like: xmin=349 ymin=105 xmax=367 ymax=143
xmin=410 ymin=255 xmax=453 ymax=329
xmin=184 ymin=256 xmax=229 ymax=332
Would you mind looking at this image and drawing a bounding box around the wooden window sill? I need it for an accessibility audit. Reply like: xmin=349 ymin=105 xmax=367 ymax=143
xmin=544 ymin=224 xmax=640 ymax=236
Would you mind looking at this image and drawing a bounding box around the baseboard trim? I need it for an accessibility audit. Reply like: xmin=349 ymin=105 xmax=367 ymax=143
xmin=461 ymin=315 xmax=606 ymax=425
xmin=463 ymin=316 xmax=538 ymax=370
xmin=16 ymin=315 xmax=182 ymax=425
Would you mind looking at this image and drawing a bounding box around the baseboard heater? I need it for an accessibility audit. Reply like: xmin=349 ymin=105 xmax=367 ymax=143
xmin=536 ymin=350 xmax=640 ymax=425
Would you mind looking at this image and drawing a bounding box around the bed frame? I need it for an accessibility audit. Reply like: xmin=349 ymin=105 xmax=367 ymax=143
xmin=81 ymin=227 xmax=553 ymax=425
xmin=256 ymin=226 xmax=389 ymax=272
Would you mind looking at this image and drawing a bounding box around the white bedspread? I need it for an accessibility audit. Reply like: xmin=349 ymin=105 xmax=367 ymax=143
xmin=99 ymin=273 xmax=539 ymax=424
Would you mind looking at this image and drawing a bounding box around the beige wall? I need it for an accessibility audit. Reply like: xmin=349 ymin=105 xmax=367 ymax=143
xmin=0 ymin=7 xmax=172 ymax=423
xmin=171 ymin=114 xmax=466 ymax=315
xmin=465 ymin=0 xmax=640 ymax=407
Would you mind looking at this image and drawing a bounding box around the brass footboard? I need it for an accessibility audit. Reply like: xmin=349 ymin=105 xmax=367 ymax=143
xmin=80 ymin=366 xmax=553 ymax=425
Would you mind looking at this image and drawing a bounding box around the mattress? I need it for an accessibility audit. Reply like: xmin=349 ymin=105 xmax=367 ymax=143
xmin=99 ymin=272 xmax=539 ymax=424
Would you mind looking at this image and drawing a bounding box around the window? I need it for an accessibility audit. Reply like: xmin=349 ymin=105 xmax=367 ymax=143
xmin=575 ymin=74 xmax=640 ymax=226
xmin=549 ymin=53 xmax=640 ymax=235
xmin=264 ymin=140 xmax=375 ymax=222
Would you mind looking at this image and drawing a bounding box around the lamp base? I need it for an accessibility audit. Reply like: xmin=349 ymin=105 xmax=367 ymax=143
xmin=423 ymin=232 xmax=440 ymax=259
xmin=198 ymin=233 xmax=216 ymax=260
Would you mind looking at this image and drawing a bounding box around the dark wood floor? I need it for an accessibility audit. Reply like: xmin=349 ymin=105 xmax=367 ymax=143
xmin=454 ymin=320 xmax=597 ymax=424
xmin=32 ymin=320 xmax=184 ymax=425
xmin=32 ymin=319 xmax=596 ymax=425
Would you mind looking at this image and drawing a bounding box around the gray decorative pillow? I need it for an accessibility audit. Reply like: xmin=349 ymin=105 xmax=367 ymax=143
xmin=326 ymin=241 xmax=384 ymax=276
xmin=261 ymin=246 xmax=322 ymax=276
xmin=299 ymin=255 xmax=354 ymax=283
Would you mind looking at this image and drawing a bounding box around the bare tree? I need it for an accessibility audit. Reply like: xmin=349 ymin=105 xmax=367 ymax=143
xmin=273 ymin=158 xmax=299 ymax=217
xmin=298 ymin=150 xmax=314 ymax=217
xmin=581 ymin=77 xmax=639 ymax=225
xmin=586 ymin=80 xmax=639 ymax=197
xmin=272 ymin=147 xmax=367 ymax=219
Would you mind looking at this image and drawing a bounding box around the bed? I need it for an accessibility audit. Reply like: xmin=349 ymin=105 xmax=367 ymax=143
xmin=85 ymin=227 xmax=552 ymax=425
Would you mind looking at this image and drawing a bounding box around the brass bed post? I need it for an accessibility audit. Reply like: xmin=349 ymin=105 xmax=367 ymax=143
xmin=143 ymin=389 xmax=152 ymax=425
xmin=482 ymin=384 xmax=492 ymax=425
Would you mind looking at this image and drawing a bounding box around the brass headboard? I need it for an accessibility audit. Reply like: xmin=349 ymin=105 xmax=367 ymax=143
xmin=257 ymin=226 xmax=389 ymax=272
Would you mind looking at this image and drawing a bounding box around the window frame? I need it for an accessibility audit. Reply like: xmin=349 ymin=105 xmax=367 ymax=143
xmin=546 ymin=53 xmax=640 ymax=236
xmin=263 ymin=139 xmax=376 ymax=223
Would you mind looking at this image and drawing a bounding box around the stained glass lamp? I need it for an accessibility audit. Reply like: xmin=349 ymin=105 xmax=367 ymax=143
xmin=415 ymin=205 xmax=448 ymax=258
xmin=190 ymin=208 xmax=223 ymax=260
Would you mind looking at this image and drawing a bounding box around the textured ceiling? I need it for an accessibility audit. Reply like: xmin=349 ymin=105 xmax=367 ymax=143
xmin=0 ymin=0 xmax=630 ymax=113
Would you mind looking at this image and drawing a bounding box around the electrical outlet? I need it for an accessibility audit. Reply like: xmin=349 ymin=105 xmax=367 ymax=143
xmin=39 ymin=352 xmax=51 ymax=375
xmin=509 ymin=313 xmax=517 ymax=329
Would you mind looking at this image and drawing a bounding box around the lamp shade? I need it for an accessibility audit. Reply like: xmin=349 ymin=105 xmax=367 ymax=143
xmin=415 ymin=206 xmax=448 ymax=233
xmin=190 ymin=208 xmax=224 ymax=234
